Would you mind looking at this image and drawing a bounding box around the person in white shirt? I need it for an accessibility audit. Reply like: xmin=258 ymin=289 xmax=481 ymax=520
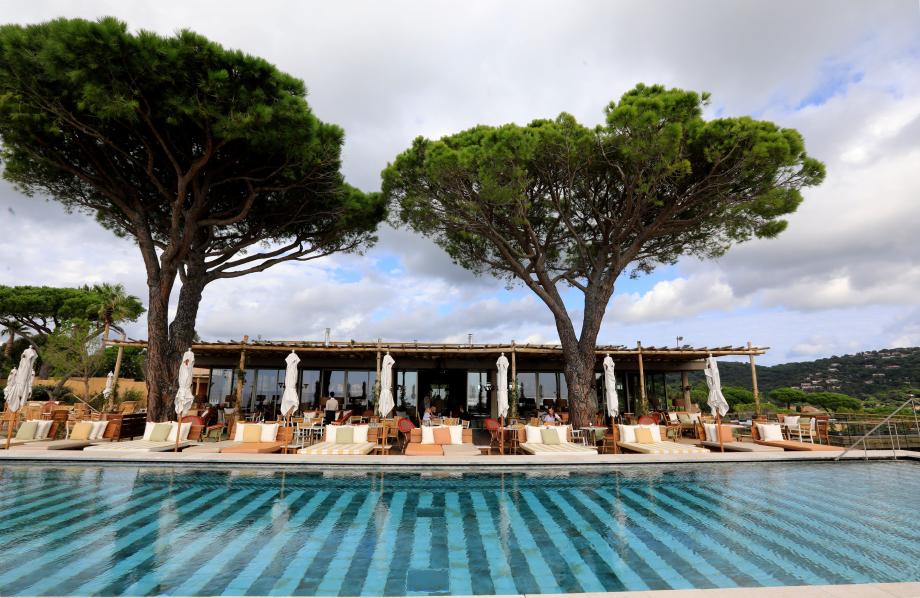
xmin=542 ymin=407 xmax=561 ymax=424
xmin=324 ymin=392 xmax=339 ymax=424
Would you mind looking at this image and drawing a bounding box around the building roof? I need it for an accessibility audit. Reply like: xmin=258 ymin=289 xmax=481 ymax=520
xmin=112 ymin=338 xmax=767 ymax=363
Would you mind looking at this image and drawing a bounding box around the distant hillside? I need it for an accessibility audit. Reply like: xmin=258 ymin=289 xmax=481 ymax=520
xmin=701 ymin=347 xmax=920 ymax=401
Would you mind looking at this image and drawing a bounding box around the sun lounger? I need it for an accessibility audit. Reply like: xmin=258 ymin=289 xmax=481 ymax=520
xmin=10 ymin=439 xmax=100 ymax=450
xmin=83 ymin=439 xmax=193 ymax=452
xmin=298 ymin=424 xmax=379 ymax=455
xmin=516 ymin=425 xmax=598 ymax=456
xmin=752 ymin=423 xmax=841 ymax=452
xmin=183 ymin=440 xmax=241 ymax=453
xmin=403 ymin=426 xmax=477 ymax=456
xmin=614 ymin=424 xmax=709 ymax=455
xmin=219 ymin=422 xmax=286 ymax=453
xmin=699 ymin=440 xmax=783 ymax=452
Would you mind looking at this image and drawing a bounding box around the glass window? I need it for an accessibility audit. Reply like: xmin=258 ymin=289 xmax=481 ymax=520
xmin=208 ymin=368 xmax=234 ymax=405
xmin=466 ymin=371 xmax=491 ymax=416
xmin=300 ymin=369 xmax=321 ymax=409
xmin=559 ymin=374 xmax=568 ymax=401
xmin=515 ymin=372 xmax=537 ymax=412
xmin=323 ymin=370 xmax=346 ymax=400
xmin=345 ymin=370 xmax=377 ymax=411
xmin=538 ymin=372 xmax=558 ymax=405
xmin=395 ymin=370 xmax=418 ymax=417
xmin=234 ymin=368 xmax=255 ymax=411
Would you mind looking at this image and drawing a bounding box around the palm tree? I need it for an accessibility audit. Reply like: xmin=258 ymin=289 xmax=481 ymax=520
xmin=89 ymin=284 xmax=144 ymax=341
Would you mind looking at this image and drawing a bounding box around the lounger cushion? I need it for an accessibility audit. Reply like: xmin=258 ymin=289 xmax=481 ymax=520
xmin=405 ymin=443 xmax=445 ymax=456
xmin=555 ymin=425 xmax=570 ymax=443
xmin=90 ymin=421 xmax=109 ymax=440
xmin=525 ymin=425 xmax=543 ymax=444
xmin=335 ymin=427 xmax=354 ymax=444
xmin=242 ymin=425 xmax=262 ymax=442
xmin=220 ymin=441 xmax=282 ymax=454
xmin=167 ymin=422 xmax=192 ymax=442
xmin=618 ymin=424 xmax=637 ymax=443
xmin=540 ymin=428 xmax=560 ymax=444
xmin=183 ymin=441 xmax=241 ymax=453
xmin=618 ymin=441 xmax=709 ymax=454
xmin=448 ymin=425 xmax=463 ymax=445
xmin=521 ymin=443 xmax=597 ymax=455
xmin=638 ymin=424 xmax=661 ymax=442
xmin=325 ymin=425 xmax=338 ymax=443
xmin=31 ymin=420 xmax=53 ymax=440
xmin=70 ymin=422 xmax=94 ymax=440
xmin=297 ymin=442 xmax=375 ymax=455
xmin=433 ymin=427 xmax=452 ymax=445
xmin=757 ymin=423 xmax=783 ymax=441
xmin=143 ymin=422 xmax=156 ymax=440
xmin=16 ymin=421 xmax=38 ymax=440
xmin=353 ymin=425 xmax=369 ymax=444
xmin=84 ymin=440 xmax=191 ymax=452
xmin=756 ymin=439 xmax=840 ymax=451
xmin=421 ymin=426 xmax=436 ymax=444
xmin=634 ymin=427 xmax=654 ymax=444
xmin=677 ymin=413 xmax=692 ymax=424
xmin=700 ymin=440 xmax=783 ymax=452
xmin=260 ymin=423 xmax=279 ymax=442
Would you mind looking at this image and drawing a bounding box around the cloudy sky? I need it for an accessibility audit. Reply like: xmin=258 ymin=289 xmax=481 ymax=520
xmin=1 ymin=1 xmax=918 ymax=365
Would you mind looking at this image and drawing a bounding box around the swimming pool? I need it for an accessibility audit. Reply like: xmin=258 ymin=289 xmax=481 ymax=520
xmin=1 ymin=461 xmax=918 ymax=596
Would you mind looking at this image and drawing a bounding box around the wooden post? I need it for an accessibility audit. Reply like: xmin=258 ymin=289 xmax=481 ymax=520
xmin=375 ymin=344 xmax=382 ymax=415
xmin=510 ymin=340 xmax=517 ymax=420
xmin=637 ymin=341 xmax=647 ymax=415
xmin=234 ymin=335 xmax=249 ymax=412
xmin=748 ymin=340 xmax=761 ymax=416
xmin=681 ymin=371 xmax=692 ymax=411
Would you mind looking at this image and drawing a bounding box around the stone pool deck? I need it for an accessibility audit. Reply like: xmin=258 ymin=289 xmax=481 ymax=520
xmin=1 ymin=447 xmax=917 ymax=467
xmin=524 ymin=582 xmax=920 ymax=596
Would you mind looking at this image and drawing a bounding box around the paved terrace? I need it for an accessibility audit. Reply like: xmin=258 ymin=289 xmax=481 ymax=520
xmin=1 ymin=448 xmax=917 ymax=466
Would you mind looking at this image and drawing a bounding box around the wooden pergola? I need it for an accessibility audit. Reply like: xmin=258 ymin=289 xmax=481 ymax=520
xmin=111 ymin=337 xmax=768 ymax=413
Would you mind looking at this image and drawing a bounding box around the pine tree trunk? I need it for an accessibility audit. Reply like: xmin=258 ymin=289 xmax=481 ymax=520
xmin=144 ymin=283 xmax=173 ymax=422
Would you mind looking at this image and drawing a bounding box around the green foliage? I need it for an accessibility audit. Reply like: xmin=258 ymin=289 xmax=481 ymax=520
xmin=807 ymin=392 xmax=862 ymax=412
xmin=0 ymin=284 xmax=142 ymax=336
xmin=41 ymin=319 xmax=107 ymax=401
xmin=96 ymin=346 xmax=145 ymax=380
xmin=383 ymin=83 xmax=823 ymax=284
xmin=768 ymin=387 xmax=808 ymax=408
xmin=0 ymin=18 xmax=385 ymax=270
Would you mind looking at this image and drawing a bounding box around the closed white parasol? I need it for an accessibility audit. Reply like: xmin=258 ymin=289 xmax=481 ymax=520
xmin=280 ymin=351 xmax=300 ymax=418
xmin=173 ymin=348 xmax=195 ymax=452
xmin=496 ymin=354 xmax=509 ymax=419
xmin=603 ymin=354 xmax=619 ymax=419
xmin=7 ymin=347 xmax=37 ymax=413
xmin=704 ymin=354 xmax=730 ymax=452
xmin=378 ymin=353 xmax=395 ymax=417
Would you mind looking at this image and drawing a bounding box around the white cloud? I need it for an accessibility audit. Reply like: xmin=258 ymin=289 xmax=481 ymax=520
xmin=608 ymin=272 xmax=739 ymax=324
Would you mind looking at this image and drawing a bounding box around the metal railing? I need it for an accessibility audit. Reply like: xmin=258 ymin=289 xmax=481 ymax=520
xmin=835 ymin=396 xmax=920 ymax=460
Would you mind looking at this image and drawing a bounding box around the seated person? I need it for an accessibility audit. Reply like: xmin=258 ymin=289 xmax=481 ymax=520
xmin=421 ymin=406 xmax=433 ymax=424
xmin=542 ymin=407 xmax=562 ymax=424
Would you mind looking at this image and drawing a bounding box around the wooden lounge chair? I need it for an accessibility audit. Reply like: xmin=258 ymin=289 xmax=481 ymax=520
xmin=220 ymin=422 xmax=286 ymax=453
xmin=693 ymin=422 xmax=782 ymax=452
xmin=404 ymin=426 xmax=478 ymax=456
xmin=751 ymin=423 xmax=841 ymax=451
xmin=297 ymin=424 xmax=378 ymax=455
xmin=518 ymin=425 xmax=598 ymax=455
xmin=614 ymin=424 xmax=709 ymax=455
xmin=85 ymin=421 xmax=194 ymax=452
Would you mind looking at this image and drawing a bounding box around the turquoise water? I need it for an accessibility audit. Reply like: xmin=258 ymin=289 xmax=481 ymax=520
xmin=1 ymin=461 xmax=918 ymax=595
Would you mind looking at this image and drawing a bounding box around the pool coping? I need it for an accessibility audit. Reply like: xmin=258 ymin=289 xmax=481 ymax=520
xmin=1 ymin=448 xmax=917 ymax=467
xmin=7 ymin=582 xmax=920 ymax=596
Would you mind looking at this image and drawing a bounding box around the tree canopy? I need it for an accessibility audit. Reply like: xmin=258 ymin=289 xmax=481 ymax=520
xmin=0 ymin=284 xmax=143 ymax=337
xmin=384 ymin=84 xmax=824 ymax=424
xmin=0 ymin=18 xmax=386 ymax=419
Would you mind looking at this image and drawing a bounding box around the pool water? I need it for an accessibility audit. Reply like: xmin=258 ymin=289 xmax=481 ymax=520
xmin=1 ymin=461 xmax=918 ymax=596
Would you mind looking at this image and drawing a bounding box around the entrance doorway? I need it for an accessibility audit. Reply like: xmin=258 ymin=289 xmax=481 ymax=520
xmin=418 ymin=369 xmax=467 ymax=416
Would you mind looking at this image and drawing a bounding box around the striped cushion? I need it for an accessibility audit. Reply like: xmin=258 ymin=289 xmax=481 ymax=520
xmin=83 ymin=440 xmax=188 ymax=452
xmin=297 ymin=442 xmax=375 ymax=455
xmin=521 ymin=443 xmax=597 ymax=455
xmin=618 ymin=441 xmax=709 ymax=454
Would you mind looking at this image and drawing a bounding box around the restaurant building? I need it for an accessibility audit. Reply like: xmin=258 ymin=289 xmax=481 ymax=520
xmin=116 ymin=338 xmax=766 ymax=422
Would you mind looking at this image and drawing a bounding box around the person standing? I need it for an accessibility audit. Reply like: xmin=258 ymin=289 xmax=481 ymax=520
xmin=324 ymin=391 xmax=339 ymax=424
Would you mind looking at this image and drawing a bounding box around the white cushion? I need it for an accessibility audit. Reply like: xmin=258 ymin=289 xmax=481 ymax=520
xmin=525 ymin=425 xmax=543 ymax=444
xmin=260 ymin=423 xmax=279 ymax=442
xmin=35 ymin=420 xmax=53 ymax=440
xmin=555 ymin=425 xmax=569 ymax=443
xmin=689 ymin=413 xmax=701 ymax=423
xmin=353 ymin=425 xmax=369 ymax=444
xmin=421 ymin=426 xmax=436 ymax=444
xmin=758 ymin=423 xmax=784 ymax=441
xmin=90 ymin=420 xmax=109 ymax=440
xmin=167 ymin=422 xmax=192 ymax=442
xmin=143 ymin=421 xmax=156 ymax=441
xmin=668 ymin=412 xmax=679 ymax=423
xmin=703 ymin=423 xmax=717 ymax=442
xmin=784 ymin=415 xmax=800 ymax=427
xmin=325 ymin=425 xmax=337 ymax=443
xmin=448 ymin=425 xmax=462 ymax=445
xmin=618 ymin=425 xmax=637 ymax=443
